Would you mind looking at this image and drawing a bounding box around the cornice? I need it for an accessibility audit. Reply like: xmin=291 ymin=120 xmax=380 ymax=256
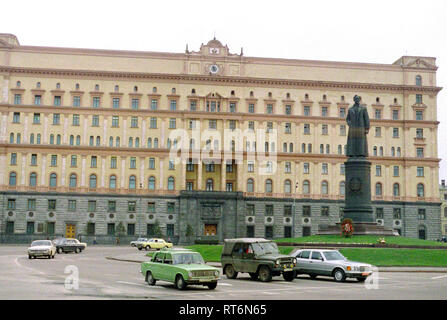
xmin=0 ymin=66 xmax=442 ymax=94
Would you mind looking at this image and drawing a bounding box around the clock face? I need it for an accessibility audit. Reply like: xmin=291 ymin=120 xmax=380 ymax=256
xmin=209 ymin=47 xmax=220 ymax=54
xmin=209 ymin=64 xmax=219 ymax=74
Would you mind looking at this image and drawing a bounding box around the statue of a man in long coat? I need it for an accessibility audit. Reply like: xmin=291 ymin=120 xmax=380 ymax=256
xmin=346 ymin=95 xmax=370 ymax=157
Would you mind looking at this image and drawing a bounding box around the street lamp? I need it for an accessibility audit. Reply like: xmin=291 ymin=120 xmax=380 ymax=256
xmin=292 ymin=181 xmax=299 ymax=238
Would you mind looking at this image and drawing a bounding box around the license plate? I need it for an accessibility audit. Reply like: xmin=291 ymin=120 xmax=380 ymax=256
xmin=362 ymin=272 xmax=371 ymax=276
xmin=199 ymin=279 xmax=210 ymax=282
xmin=283 ymin=268 xmax=293 ymax=272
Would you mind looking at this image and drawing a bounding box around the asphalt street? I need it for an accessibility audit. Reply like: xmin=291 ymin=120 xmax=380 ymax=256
xmin=1 ymin=245 xmax=447 ymax=300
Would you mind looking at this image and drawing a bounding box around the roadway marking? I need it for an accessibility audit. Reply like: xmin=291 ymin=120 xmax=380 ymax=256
xmin=116 ymin=281 xmax=147 ymax=287
xmin=218 ymin=283 xmax=232 ymax=286
xmin=14 ymin=257 xmax=46 ymax=275
xmin=431 ymin=275 xmax=447 ymax=280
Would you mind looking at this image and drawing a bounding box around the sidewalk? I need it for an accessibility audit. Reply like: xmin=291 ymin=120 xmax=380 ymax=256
xmin=105 ymin=251 xmax=447 ymax=273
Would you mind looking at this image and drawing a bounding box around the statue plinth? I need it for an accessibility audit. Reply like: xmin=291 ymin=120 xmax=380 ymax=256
xmin=343 ymin=157 xmax=374 ymax=223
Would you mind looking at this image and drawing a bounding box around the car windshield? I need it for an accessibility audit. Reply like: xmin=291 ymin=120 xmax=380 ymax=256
xmin=172 ymin=253 xmax=205 ymax=265
xmin=251 ymin=242 xmax=279 ymax=255
xmin=31 ymin=240 xmax=52 ymax=247
xmin=137 ymin=238 xmax=147 ymax=241
xmin=323 ymin=251 xmax=346 ymax=261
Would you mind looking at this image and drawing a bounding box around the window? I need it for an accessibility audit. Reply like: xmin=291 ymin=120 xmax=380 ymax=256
xmin=265 ymin=205 xmax=274 ymax=216
xmin=112 ymin=98 xmax=120 ymax=109
xmin=167 ymin=177 xmax=175 ymax=190
xmin=284 ymin=205 xmax=292 ymax=216
xmin=87 ymin=223 xmax=95 ymax=236
xmin=416 ymin=110 xmax=423 ymax=120
xmin=393 ymin=208 xmax=402 ymax=219
xmin=303 ymin=106 xmax=310 ymax=116
xmin=321 ymin=181 xmax=328 ymax=195
xmin=128 ymin=201 xmax=136 ymax=212
xmin=89 ymin=174 xmax=97 ymax=188
xmin=266 ymin=104 xmax=273 ymax=114
xmin=265 ymin=179 xmax=273 ymax=193
xmin=26 ymin=222 xmax=35 ymax=235
xmin=70 ymin=155 xmax=77 ymax=167
xmin=110 ymin=156 xmax=117 ymax=169
xmin=322 ymin=163 xmax=328 ymax=174
xmin=168 ymin=159 xmax=175 ymax=170
xmin=131 ymin=98 xmax=139 ymax=110
xmin=285 ymin=162 xmax=291 ymax=173
xmin=30 ymin=154 xmax=37 ymax=166
xmin=303 ymin=181 xmax=310 ymax=194
xmin=393 ymin=166 xmax=399 ymax=177
xmin=376 ymin=165 xmax=382 ymax=177
xmin=92 ymin=115 xmax=99 ymax=127
xmin=321 ymin=206 xmax=329 ymax=216
xmin=303 ymin=206 xmax=311 ymax=217
xmin=339 ymin=181 xmax=345 ymax=196
xmin=54 ymin=96 xmax=61 ymax=106
xmin=73 ymin=96 xmax=81 ymax=107
xmin=91 ymin=156 xmax=97 ymax=168
xmin=229 ymin=102 xmax=236 ymax=112
xmin=246 ymin=178 xmax=255 ymax=192
xmin=33 ymin=113 xmax=41 ymax=124
xmin=51 ymin=155 xmax=57 ymax=166
xmin=375 ymin=109 xmax=381 ymax=119
xmin=10 ymin=153 xmax=17 ymax=165
xmin=107 ymin=223 xmax=115 ymax=235
xmin=209 ymin=120 xmax=217 ymax=129
xmin=151 ymin=99 xmax=158 ymax=110
xmin=285 ymin=105 xmax=292 ymax=115
xmin=417 ymin=167 xmax=424 ymax=177
xmin=88 ymin=200 xmax=96 ymax=212
xmin=416 ymin=75 xmax=422 ymax=86
xmin=284 ymin=180 xmax=291 ymax=193
xmin=72 ymin=114 xmax=80 ymax=126
xmin=376 ymin=208 xmax=384 ymax=219
xmin=12 ymin=112 xmax=20 ymax=123
xmin=417 ymin=184 xmax=425 ymax=197
xmin=7 ymin=199 xmax=16 ymax=210
xmin=393 ymin=128 xmax=399 ymax=138
xmin=129 ymin=175 xmax=136 ymax=189
xmin=340 ymin=164 xmax=345 ymax=175
xmin=34 ymin=95 xmax=41 ymax=105
xmin=416 ymin=94 xmax=423 ymax=104
xmin=148 ymin=177 xmax=155 ymax=190
xmin=112 ymin=116 xmax=119 ymax=127
xmin=321 ymin=107 xmax=328 ymax=117
xmin=169 ymin=118 xmax=176 ymax=129
xmin=247 ymin=161 xmax=254 ymax=173
xmin=322 ymin=124 xmax=328 ymax=135
xmin=48 ymin=199 xmax=56 ymax=210
xmin=69 ymin=174 xmax=77 ymax=188
xmin=14 ymin=94 xmax=21 ymax=105
xmin=108 ymin=201 xmax=116 ymax=212
xmin=392 ymin=110 xmax=399 ymax=120
xmin=248 ymin=103 xmax=255 ymax=113
xmin=190 ymin=101 xmax=197 ymax=111
xmin=375 ymin=183 xmax=382 ymax=196
xmin=340 ymin=125 xmax=346 ymax=136
xmin=109 ymin=175 xmax=116 ymax=189
xmin=27 ymin=199 xmax=36 ymax=211
xmin=92 ymin=97 xmax=100 ymax=108
xmin=150 ymin=117 xmax=157 ymax=128
xmin=303 ymin=124 xmax=310 ymax=135
xmin=375 ymin=127 xmax=381 ymax=137
xmin=339 ymin=108 xmax=346 ymax=118
xmin=303 ymin=163 xmax=310 ymax=174
xmin=418 ymin=209 xmax=426 ymax=220
xmin=416 ymin=128 xmax=424 ymax=139
xmin=416 ymin=148 xmax=424 ymax=158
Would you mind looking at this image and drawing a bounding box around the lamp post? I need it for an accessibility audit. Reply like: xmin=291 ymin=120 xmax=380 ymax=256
xmin=292 ymin=181 xmax=299 ymax=238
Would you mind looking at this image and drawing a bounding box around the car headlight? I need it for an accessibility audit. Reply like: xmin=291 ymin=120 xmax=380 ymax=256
xmin=275 ymin=259 xmax=280 ymax=265
xmin=293 ymin=258 xmax=297 ymax=265
xmin=214 ymin=270 xmax=219 ymax=277
xmin=188 ymin=271 xmax=193 ymax=277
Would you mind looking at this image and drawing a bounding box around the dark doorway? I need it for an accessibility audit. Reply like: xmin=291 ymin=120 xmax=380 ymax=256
xmin=302 ymin=226 xmax=311 ymax=237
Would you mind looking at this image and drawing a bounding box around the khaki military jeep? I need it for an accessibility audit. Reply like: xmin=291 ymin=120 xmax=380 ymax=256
xmin=221 ymin=238 xmax=297 ymax=282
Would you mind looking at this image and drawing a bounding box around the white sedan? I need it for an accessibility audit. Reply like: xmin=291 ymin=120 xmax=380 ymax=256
xmin=28 ymin=240 xmax=56 ymax=259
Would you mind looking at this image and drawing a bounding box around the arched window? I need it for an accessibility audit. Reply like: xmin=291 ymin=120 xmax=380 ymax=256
xmin=284 ymin=180 xmax=291 ymax=193
xmin=114 ymin=85 xmax=119 ymax=92
xmin=190 ymin=138 xmax=195 ymax=150
xmin=9 ymin=172 xmax=17 ymax=186
xmin=265 ymin=179 xmax=273 ymax=193
xmin=373 ymin=146 xmax=377 ymax=156
xmin=167 ymin=177 xmax=175 ymax=190
xmin=289 ymin=143 xmax=293 ymax=153
xmin=75 ymin=83 xmax=80 ymax=90
xmin=134 ymin=86 xmax=138 ymax=92
xmin=89 ymin=174 xmax=97 ymax=188
xmin=109 ymin=136 xmax=113 ymax=147
xmin=308 ymin=144 xmax=312 ymax=153
xmin=30 ymin=134 xmax=35 ymax=144
xmin=247 ymin=178 xmax=254 ymax=192
xmin=416 ymin=75 xmax=422 ymax=86
xmin=70 ymin=135 xmax=74 ymax=146
xmin=375 ymin=183 xmax=382 ymax=196
xmin=89 ymin=136 xmax=94 ymax=146
xmin=37 ymin=134 xmax=41 ymax=144
xmin=76 ymin=135 xmax=80 ymax=145
xmin=338 ymin=145 xmax=342 ymax=155
xmin=109 ymin=175 xmax=116 ymax=189
xmin=128 ymin=137 xmax=133 ymax=147
xmin=339 ymin=181 xmax=345 ymax=196
xmin=147 ymin=138 xmax=152 ymax=148
xmin=9 ymin=133 xmax=14 ymax=144
xmin=148 ymin=176 xmax=155 ymax=191
xmin=154 ymin=138 xmax=159 ymax=148
xmin=397 ymin=147 xmax=401 ymax=157
xmin=16 ymin=81 xmax=21 ymax=87
xmin=95 ymin=84 xmax=100 ymax=91
xmin=16 ymin=133 xmax=21 ymax=144
xmin=49 ymin=173 xmax=57 ymax=187
xmin=302 ymin=143 xmax=306 ymax=153
xmin=320 ymin=144 xmax=324 ymax=154
xmin=418 ymin=225 xmax=426 ymax=240
xmin=129 ymin=175 xmax=136 ymax=189
xmin=135 ymin=137 xmax=140 ymax=148
xmin=69 ymin=174 xmax=77 ymax=188
xmin=264 ymin=142 xmax=269 ymax=152
xmin=116 ymin=137 xmax=120 ymax=147
xmin=283 ymin=143 xmax=287 ymax=153
xmin=380 ymin=146 xmax=383 ymax=156
xmin=96 ymin=136 xmax=101 ymax=146
xmin=303 ymin=180 xmax=310 ymax=194
xmin=326 ymin=144 xmax=330 ymax=154
xmin=344 ymin=145 xmax=347 ymax=155
xmin=167 ymin=138 xmax=171 ymax=149
xmin=50 ymin=134 xmax=54 ymax=145
xmin=391 ymin=147 xmax=395 ymax=157
xmin=417 ymin=183 xmax=425 ymax=197
xmin=29 ymin=173 xmax=37 ymax=187
xmin=271 ymin=142 xmax=275 ymax=152
xmin=206 ymin=179 xmax=214 ymax=191
xmin=321 ymin=181 xmax=329 ymax=195
xmin=393 ymin=183 xmax=400 ymax=196
xmin=57 ymin=134 xmax=61 ymax=145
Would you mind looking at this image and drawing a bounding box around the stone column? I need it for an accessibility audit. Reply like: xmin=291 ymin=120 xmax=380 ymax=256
xmin=41 ymin=154 xmax=47 ymax=186
xmin=197 ymin=160 xmax=202 ymax=190
xmin=120 ymin=156 xmax=126 ymax=189
xmin=221 ymin=161 xmax=226 ymax=191
xmin=159 ymin=160 xmax=164 ymax=189
xmin=20 ymin=153 xmax=27 ymax=186
xmin=181 ymin=160 xmax=186 ymax=191
xmin=237 ymin=161 xmax=243 ymax=192
xmin=81 ymin=155 xmax=87 ymax=187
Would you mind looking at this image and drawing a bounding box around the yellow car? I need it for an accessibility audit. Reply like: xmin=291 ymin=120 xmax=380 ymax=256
xmin=137 ymin=238 xmax=173 ymax=251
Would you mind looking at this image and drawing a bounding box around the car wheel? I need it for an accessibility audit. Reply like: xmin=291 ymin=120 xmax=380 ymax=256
xmin=175 ymin=275 xmax=187 ymax=290
xmin=57 ymin=248 xmax=62 ymax=254
xmin=146 ymin=271 xmax=156 ymax=286
xmin=283 ymin=271 xmax=295 ymax=282
xmin=224 ymin=265 xmax=238 ymax=279
xmin=75 ymin=248 xmax=80 ymax=254
xmin=249 ymin=272 xmax=258 ymax=280
xmin=145 ymin=246 xmax=150 ymax=251
xmin=138 ymin=247 xmax=142 ymax=251
xmin=51 ymin=254 xmax=55 ymax=259
xmin=357 ymin=277 xmax=367 ymax=282
xmin=48 ymin=255 xmax=51 ymax=259
xmin=207 ymin=282 xmax=217 ymax=290
xmin=131 ymin=244 xmax=135 ymax=247
xmin=258 ymin=266 xmax=272 ymax=282
xmin=333 ymin=268 xmax=346 ymax=282
xmin=309 ymin=274 xmax=318 ymax=280
xmin=28 ymin=255 xmax=32 ymax=259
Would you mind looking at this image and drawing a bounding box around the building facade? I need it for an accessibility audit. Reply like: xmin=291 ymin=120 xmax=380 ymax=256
xmin=440 ymin=180 xmax=447 ymax=237
xmin=0 ymin=33 xmax=442 ymax=243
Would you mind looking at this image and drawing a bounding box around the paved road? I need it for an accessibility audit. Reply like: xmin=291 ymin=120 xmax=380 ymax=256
xmin=1 ymin=245 xmax=447 ymax=300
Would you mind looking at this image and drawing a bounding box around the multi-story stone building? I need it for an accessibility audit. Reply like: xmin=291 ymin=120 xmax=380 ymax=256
xmin=0 ymin=33 xmax=442 ymax=243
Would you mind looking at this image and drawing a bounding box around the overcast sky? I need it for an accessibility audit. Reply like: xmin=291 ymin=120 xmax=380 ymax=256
xmin=1 ymin=0 xmax=446 ymax=182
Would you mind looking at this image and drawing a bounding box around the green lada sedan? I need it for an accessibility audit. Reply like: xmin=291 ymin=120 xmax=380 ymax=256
xmin=141 ymin=248 xmax=220 ymax=290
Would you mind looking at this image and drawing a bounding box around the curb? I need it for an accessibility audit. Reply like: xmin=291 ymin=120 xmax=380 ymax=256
xmin=105 ymin=257 xmax=447 ymax=273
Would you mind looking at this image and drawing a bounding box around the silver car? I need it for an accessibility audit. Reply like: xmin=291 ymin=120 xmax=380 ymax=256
xmin=291 ymin=249 xmax=373 ymax=282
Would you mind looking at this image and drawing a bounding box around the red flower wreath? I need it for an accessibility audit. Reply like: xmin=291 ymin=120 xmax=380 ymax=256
xmin=341 ymin=218 xmax=354 ymax=238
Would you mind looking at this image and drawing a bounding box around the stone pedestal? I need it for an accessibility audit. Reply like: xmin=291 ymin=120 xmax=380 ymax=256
xmin=343 ymin=157 xmax=374 ymax=223
xmin=318 ymin=223 xmax=396 ymax=236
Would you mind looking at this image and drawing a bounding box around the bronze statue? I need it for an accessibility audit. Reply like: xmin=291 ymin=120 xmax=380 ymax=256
xmin=346 ymin=95 xmax=370 ymax=157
